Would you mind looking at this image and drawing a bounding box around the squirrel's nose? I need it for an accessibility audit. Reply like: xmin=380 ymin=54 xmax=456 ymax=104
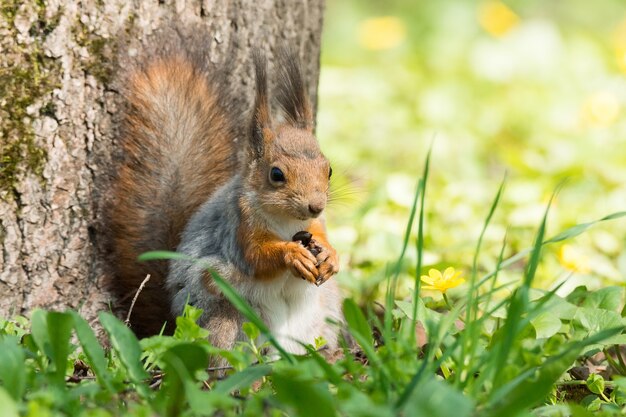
xmin=308 ymin=203 xmax=324 ymax=216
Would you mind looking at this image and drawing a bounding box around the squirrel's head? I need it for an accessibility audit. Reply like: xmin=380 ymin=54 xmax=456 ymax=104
xmin=244 ymin=51 xmax=332 ymax=221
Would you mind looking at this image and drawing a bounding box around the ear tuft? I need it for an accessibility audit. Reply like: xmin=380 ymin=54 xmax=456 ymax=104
xmin=276 ymin=48 xmax=314 ymax=131
xmin=250 ymin=51 xmax=272 ymax=157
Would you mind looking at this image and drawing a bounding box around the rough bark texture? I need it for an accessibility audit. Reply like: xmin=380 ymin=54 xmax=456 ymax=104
xmin=0 ymin=0 xmax=324 ymax=325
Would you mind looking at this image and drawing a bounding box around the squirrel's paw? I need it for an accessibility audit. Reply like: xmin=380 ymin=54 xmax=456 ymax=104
xmin=284 ymin=242 xmax=319 ymax=284
xmin=315 ymin=245 xmax=339 ymax=285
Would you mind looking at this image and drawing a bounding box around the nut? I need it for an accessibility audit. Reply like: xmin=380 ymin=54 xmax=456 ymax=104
xmin=292 ymin=231 xmax=324 ymax=285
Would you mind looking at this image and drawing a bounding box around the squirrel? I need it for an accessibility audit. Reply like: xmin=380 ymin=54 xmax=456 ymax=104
xmin=108 ymin=46 xmax=343 ymax=354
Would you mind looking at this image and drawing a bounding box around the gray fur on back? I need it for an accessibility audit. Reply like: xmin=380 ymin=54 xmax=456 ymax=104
xmin=167 ymin=175 xmax=249 ymax=314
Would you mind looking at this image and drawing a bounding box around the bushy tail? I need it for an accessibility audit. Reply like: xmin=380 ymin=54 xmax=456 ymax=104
xmin=108 ymin=53 xmax=239 ymax=336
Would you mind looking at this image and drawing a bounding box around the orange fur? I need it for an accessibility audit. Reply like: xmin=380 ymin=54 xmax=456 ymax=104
xmin=237 ymin=223 xmax=286 ymax=281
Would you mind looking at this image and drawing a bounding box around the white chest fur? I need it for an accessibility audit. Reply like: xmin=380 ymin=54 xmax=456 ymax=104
xmin=241 ymin=272 xmax=323 ymax=354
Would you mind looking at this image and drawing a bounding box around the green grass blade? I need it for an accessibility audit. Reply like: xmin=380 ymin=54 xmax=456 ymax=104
xmin=158 ymin=343 xmax=211 ymax=417
xmin=467 ymin=231 xmax=510 ymax=394
xmin=272 ymin=371 xmax=337 ymax=417
xmin=410 ymin=147 xmax=432 ymax=343
xmin=477 ymin=229 xmax=508 ymax=309
xmin=46 ymin=312 xmax=74 ymax=384
xmin=400 ymin=377 xmax=475 ymax=417
xmin=300 ymin=344 xmax=343 ymax=385
xmin=30 ymin=310 xmax=74 ymax=386
xmin=213 ymin=364 xmax=273 ymax=395
xmin=342 ymin=298 xmax=392 ymax=386
xmin=343 ymin=298 xmax=374 ymax=347
xmin=523 ymin=197 xmax=552 ymax=288
xmin=0 ymin=337 xmax=26 ymax=400
xmin=544 ymin=211 xmax=626 ymax=244
xmin=70 ymin=311 xmax=115 ymax=393
xmin=384 ymin=179 xmax=422 ymax=338
xmin=469 ymin=176 xmax=506 ymax=299
xmin=459 ymin=176 xmax=506 ymax=387
xmin=98 ymin=312 xmax=150 ymax=398
xmin=0 ymin=387 xmax=18 ymax=417
xmin=489 ymin=193 xmax=553 ymax=389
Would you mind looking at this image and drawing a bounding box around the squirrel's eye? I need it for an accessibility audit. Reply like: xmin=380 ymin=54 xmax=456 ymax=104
xmin=328 ymin=166 xmax=333 ymax=179
xmin=269 ymin=167 xmax=285 ymax=183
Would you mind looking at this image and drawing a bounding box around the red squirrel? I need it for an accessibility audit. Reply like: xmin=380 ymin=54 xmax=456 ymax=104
xmin=108 ymin=47 xmax=342 ymax=354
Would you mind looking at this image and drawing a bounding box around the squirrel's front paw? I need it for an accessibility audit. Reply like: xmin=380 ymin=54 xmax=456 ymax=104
xmin=314 ymin=245 xmax=339 ymax=286
xmin=284 ymin=242 xmax=319 ymax=284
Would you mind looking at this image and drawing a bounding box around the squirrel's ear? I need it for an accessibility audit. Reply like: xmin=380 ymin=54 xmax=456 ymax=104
xmin=276 ymin=49 xmax=314 ymax=131
xmin=250 ymin=51 xmax=273 ymax=157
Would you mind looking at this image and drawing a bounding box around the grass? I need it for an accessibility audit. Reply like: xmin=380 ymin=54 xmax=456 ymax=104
xmin=2 ymin=1 xmax=626 ymax=415
xmin=1 ymin=153 xmax=625 ymax=417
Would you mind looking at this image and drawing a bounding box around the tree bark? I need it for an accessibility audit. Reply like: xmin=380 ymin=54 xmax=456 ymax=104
xmin=0 ymin=0 xmax=324 ymax=325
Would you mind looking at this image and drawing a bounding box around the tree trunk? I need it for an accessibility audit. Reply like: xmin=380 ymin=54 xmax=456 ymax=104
xmin=0 ymin=0 xmax=324 ymax=325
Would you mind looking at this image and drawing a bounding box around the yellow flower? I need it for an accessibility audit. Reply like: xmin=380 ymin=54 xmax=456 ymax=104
xmin=421 ymin=267 xmax=465 ymax=293
xmin=582 ymin=91 xmax=620 ymax=127
xmin=478 ymin=1 xmax=519 ymax=38
xmin=358 ymin=16 xmax=406 ymax=51
xmin=558 ymin=245 xmax=591 ymax=274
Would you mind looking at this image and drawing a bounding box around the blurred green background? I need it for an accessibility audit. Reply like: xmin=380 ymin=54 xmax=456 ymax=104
xmin=317 ymin=0 xmax=626 ymax=301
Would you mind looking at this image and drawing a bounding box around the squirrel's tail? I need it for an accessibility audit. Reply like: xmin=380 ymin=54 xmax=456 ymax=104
xmin=108 ymin=53 xmax=239 ymax=336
